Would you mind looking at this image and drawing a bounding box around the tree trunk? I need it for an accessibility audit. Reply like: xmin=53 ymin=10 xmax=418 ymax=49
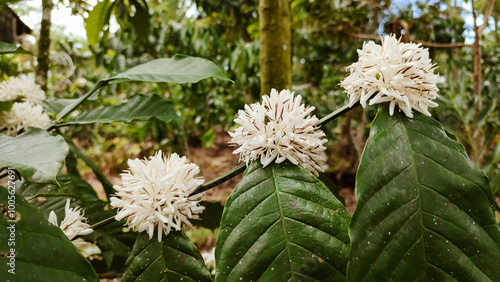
xmin=258 ymin=0 xmax=291 ymax=96
xmin=471 ymin=0 xmax=494 ymax=114
xmin=35 ymin=0 xmax=53 ymax=91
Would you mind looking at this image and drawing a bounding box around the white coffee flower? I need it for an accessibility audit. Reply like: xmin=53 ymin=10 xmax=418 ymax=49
xmin=0 ymin=76 xmax=46 ymax=104
xmin=49 ymin=199 xmax=94 ymax=247
xmin=229 ymin=89 xmax=327 ymax=176
xmin=0 ymin=102 xmax=51 ymax=136
xmin=340 ymin=34 xmax=439 ymax=118
xmin=110 ymin=151 xmax=205 ymax=242
xmin=201 ymin=247 xmax=216 ymax=274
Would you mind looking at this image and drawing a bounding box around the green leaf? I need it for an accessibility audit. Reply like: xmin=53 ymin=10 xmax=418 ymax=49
xmin=0 ymin=187 xmax=99 ymax=281
xmin=0 ymin=128 xmax=68 ymax=183
xmin=17 ymin=174 xmax=99 ymax=204
xmin=114 ymin=0 xmax=132 ymax=30
xmin=194 ymin=201 xmax=224 ymax=230
xmin=55 ymin=81 xmax=106 ymax=121
xmin=122 ymin=232 xmax=212 ymax=281
xmin=43 ymin=98 xmax=79 ymax=116
xmin=83 ymin=201 xmax=137 ymax=272
xmin=200 ymin=128 xmax=216 ymax=148
xmin=16 ymin=175 xmax=133 ymax=274
xmin=128 ymin=0 xmax=150 ymax=42
xmin=0 ymin=41 xmax=33 ymax=55
xmin=348 ymin=107 xmax=500 ymax=281
xmin=64 ymin=137 xmax=114 ymax=200
xmin=56 ymin=56 xmax=230 ymax=121
xmin=318 ymin=172 xmax=345 ymax=206
xmin=15 ymin=174 xmax=100 ymax=228
xmin=107 ymin=54 xmax=233 ymax=84
xmin=85 ymin=0 xmax=114 ymax=46
xmin=67 ymin=94 xmax=180 ymax=125
xmin=490 ymin=174 xmax=500 ymax=195
xmin=0 ymin=100 xmax=15 ymax=112
xmin=215 ymin=161 xmax=350 ymax=281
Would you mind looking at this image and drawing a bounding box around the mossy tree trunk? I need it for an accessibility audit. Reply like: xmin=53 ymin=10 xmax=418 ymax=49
xmin=35 ymin=0 xmax=53 ymax=91
xmin=258 ymin=0 xmax=291 ymax=96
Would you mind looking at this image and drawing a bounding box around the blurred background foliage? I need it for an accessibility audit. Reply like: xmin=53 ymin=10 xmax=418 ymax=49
xmin=3 ymin=0 xmax=499 ymax=195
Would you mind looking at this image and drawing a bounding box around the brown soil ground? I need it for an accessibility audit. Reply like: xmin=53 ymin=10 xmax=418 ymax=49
xmin=84 ymin=129 xmax=356 ymax=214
xmin=190 ymin=130 xmax=356 ymax=214
xmin=190 ymin=132 xmax=244 ymax=204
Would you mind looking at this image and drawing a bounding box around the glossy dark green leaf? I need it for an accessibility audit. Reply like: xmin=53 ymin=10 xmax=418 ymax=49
xmin=348 ymin=107 xmax=500 ymax=281
xmin=215 ymin=161 xmax=350 ymax=281
xmin=0 ymin=41 xmax=33 ymax=55
xmin=0 ymin=128 xmax=68 ymax=183
xmin=16 ymin=173 xmax=134 ymax=273
xmin=318 ymin=172 xmax=345 ymax=206
xmin=107 ymin=54 xmax=232 ymax=84
xmin=122 ymin=232 xmax=212 ymax=281
xmin=0 ymin=187 xmax=98 ymax=281
xmin=67 ymin=94 xmax=180 ymax=125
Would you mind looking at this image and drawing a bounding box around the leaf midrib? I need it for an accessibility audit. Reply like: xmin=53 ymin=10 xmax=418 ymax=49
xmin=400 ymin=114 xmax=434 ymax=281
xmin=354 ymin=115 xmax=447 ymax=281
xmin=271 ymin=165 xmax=297 ymax=282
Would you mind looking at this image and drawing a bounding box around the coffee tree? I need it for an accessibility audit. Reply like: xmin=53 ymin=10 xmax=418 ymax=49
xmin=0 ymin=34 xmax=499 ymax=281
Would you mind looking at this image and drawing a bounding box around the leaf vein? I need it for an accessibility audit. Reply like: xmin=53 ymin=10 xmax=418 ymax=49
xmin=221 ymin=191 xmax=276 ymax=247
xmin=284 ymin=214 xmax=349 ymax=245
xmin=288 ymin=241 xmax=343 ymax=274
xmin=413 ymin=151 xmax=488 ymax=199
xmin=357 ymin=164 xmax=412 ymax=210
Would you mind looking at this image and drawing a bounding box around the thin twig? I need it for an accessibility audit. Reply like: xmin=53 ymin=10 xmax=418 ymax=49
xmin=47 ymin=122 xmax=76 ymax=129
xmin=477 ymin=0 xmax=495 ymax=35
xmin=73 ymin=216 xmax=117 ymax=241
xmin=318 ymin=102 xmax=359 ymax=126
xmin=409 ymin=38 xmax=471 ymax=48
xmin=46 ymin=80 xmax=109 ymax=131
xmin=342 ymin=30 xmax=471 ymax=48
xmin=89 ymin=216 xmax=116 ymax=230
xmin=191 ymin=163 xmax=246 ymax=196
xmin=342 ymin=31 xmax=381 ymax=40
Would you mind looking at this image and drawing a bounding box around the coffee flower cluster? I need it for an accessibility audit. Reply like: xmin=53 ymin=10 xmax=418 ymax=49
xmin=49 ymin=200 xmax=93 ymax=247
xmin=229 ymin=89 xmax=327 ymax=176
xmin=110 ymin=151 xmax=205 ymax=242
xmin=340 ymin=35 xmax=439 ymax=118
xmin=0 ymin=76 xmax=50 ymax=136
